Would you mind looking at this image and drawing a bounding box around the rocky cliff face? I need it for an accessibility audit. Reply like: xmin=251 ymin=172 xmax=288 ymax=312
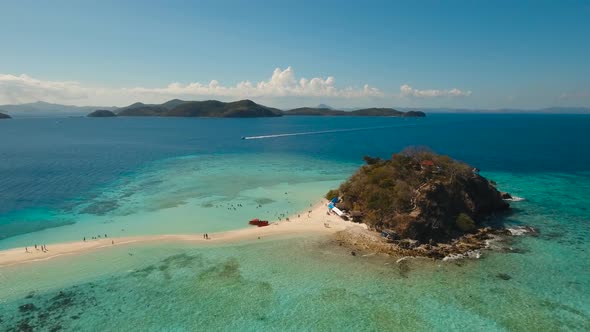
xmin=398 ymin=173 xmax=508 ymax=242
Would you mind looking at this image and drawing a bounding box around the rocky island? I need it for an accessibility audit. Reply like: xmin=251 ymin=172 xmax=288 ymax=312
xmin=0 ymin=111 xmax=11 ymax=119
xmin=86 ymin=99 xmax=427 ymax=118
xmin=115 ymin=99 xmax=282 ymax=118
xmin=326 ymin=148 xmax=530 ymax=259
xmin=283 ymin=107 xmax=426 ymax=117
xmin=87 ymin=110 xmax=117 ymax=117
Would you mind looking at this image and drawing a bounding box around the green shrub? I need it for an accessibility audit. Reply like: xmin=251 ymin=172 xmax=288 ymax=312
xmin=363 ymin=155 xmax=381 ymax=165
xmin=455 ymin=213 xmax=476 ymax=232
xmin=325 ymin=189 xmax=339 ymax=200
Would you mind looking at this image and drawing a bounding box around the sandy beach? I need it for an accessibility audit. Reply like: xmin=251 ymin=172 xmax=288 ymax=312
xmin=0 ymin=199 xmax=365 ymax=267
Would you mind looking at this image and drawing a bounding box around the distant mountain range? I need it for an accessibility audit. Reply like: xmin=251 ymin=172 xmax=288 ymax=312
xmin=113 ymin=99 xmax=282 ymax=118
xmin=1 ymin=100 xmax=589 ymax=118
xmin=317 ymin=104 xmax=590 ymax=114
xmin=316 ymin=104 xmax=334 ymax=110
xmin=0 ymin=101 xmax=117 ymax=117
xmin=89 ymin=99 xmax=424 ymax=118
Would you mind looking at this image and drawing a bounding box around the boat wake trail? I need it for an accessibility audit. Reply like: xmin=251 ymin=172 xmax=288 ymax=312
xmin=242 ymin=123 xmax=417 ymax=140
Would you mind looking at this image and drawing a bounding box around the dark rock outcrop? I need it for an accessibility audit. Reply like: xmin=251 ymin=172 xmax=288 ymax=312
xmin=402 ymin=110 xmax=426 ymax=117
xmin=87 ymin=110 xmax=117 ymax=117
xmin=409 ymin=174 xmax=509 ymax=242
xmin=0 ymin=111 xmax=11 ymax=119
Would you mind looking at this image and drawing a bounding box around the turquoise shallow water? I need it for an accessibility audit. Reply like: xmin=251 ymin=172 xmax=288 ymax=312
xmin=1 ymin=115 xmax=589 ymax=330
xmin=0 ymin=153 xmax=355 ymax=250
xmin=0 ymin=171 xmax=588 ymax=331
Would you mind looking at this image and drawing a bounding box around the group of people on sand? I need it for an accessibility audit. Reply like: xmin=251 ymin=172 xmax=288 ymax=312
xmin=203 ymin=233 xmax=211 ymax=240
xmin=83 ymin=234 xmax=108 ymax=241
xmin=25 ymin=244 xmax=48 ymax=253
xmin=83 ymin=234 xmax=115 ymax=245
xmin=275 ymin=203 xmax=315 ymax=222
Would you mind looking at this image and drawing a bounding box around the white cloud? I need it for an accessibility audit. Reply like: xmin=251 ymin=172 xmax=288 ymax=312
xmin=129 ymin=67 xmax=383 ymax=99
xmin=0 ymin=67 xmax=383 ymax=106
xmin=559 ymin=91 xmax=590 ymax=99
xmin=400 ymin=84 xmax=472 ymax=98
xmin=0 ymin=74 xmax=88 ymax=104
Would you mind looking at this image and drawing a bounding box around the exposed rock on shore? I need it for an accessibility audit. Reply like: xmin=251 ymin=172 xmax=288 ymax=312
xmin=326 ymin=147 xmax=531 ymax=260
xmin=334 ymin=225 xmax=538 ymax=261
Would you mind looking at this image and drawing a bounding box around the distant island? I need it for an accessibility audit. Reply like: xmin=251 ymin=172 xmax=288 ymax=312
xmin=0 ymin=111 xmax=11 ymax=119
xmin=0 ymin=101 xmax=117 ymax=118
xmin=114 ymin=99 xmax=282 ymax=118
xmin=2 ymin=100 xmax=588 ymax=118
xmin=85 ymin=99 xmax=426 ymax=118
xmin=87 ymin=110 xmax=117 ymax=117
xmin=326 ymin=147 xmax=524 ymax=259
xmin=284 ymin=107 xmax=425 ymax=117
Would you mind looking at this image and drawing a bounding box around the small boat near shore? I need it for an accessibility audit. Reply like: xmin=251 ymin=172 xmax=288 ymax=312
xmin=248 ymin=218 xmax=270 ymax=227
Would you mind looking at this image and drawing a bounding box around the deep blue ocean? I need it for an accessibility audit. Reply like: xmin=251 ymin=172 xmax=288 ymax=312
xmin=1 ymin=114 xmax=589 ymax=330
xmin=2 ymin=114 xmax=588 ymax=217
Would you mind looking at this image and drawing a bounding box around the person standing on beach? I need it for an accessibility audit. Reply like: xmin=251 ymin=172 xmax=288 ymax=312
xmin=25 ymin=247 xmax=29 ymax=253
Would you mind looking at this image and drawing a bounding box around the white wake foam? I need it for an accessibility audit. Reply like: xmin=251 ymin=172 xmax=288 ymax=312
xmin=242 ymin=124 xmax=417 ymax=140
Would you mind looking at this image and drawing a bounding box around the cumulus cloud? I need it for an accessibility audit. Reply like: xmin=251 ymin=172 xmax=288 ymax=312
xmin=0 ymin=74 xmax=88 ymax=104
xmin=0 ymin=67 xmax=382 ymax=106
xmin=400 ymin=84 xmax=472 ymax=98
xmin=129 ymin=67 xmax=382 ymax=99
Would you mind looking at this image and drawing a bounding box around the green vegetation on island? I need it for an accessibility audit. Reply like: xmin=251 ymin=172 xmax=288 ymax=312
xmin=284 ymin=107 xmax=425 ymax=117
xmin=327 ymin=147 xmax=509 ymax=244
xmin=116 ymin=99 xmax=282 ymax=118
xmin=86 ymin=99 xmax=427 ymax=118
xmin=87 ymin=110 xmax=117 ymax=117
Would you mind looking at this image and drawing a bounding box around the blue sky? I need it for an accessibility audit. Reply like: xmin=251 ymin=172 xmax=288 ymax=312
xmin=0 ymin=0 xmax=589 ymax=109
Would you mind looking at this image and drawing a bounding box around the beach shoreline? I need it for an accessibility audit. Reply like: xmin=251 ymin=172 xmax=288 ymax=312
xmin=0 ymin=199 xmax=364 ymax=268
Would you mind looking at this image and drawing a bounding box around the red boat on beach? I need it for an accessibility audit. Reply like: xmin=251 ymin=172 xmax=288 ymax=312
xmin=248 ymin=218 xmax=270 ymax=227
